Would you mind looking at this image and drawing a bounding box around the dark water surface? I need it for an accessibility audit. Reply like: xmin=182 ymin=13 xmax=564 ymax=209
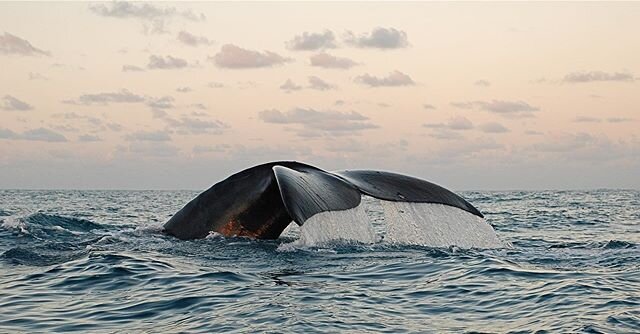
xmin=1 ymin=190 xmax=639 ymax=333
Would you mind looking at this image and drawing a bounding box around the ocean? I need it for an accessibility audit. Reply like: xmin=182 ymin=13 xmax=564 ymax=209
xmin=1 ymin=189 xmax=638 ymax=333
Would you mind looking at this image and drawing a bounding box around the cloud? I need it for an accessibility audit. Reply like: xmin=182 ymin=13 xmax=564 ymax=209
xmin=280 ymin=77 xmax=335 ymax=92
xmin=607 ymin=117 xmax=634 ymax=123
xmin=562 ymin=71 xmax=635 ymax=83
xmin=1 ymin=95 xmax=34 ymax=111
xmin=309 ymin=52 xmax=357 ymax=69
xmin=0 ymin=127 xmax=67 ymax=142
xmin=177 ymin=31 xmax=213 ymax=47
xmin=286 ymin=30 xmax=337 ymax=51
xmin=147 ymin=96 xmax=175 ymax=117
xmin=424 ymin=116 xmax=473 ymax=131
xmin=423 ymin=104 xmax=436 ymax=110
xmin=344 ymin=27 xmax=409 ymax=49
xmin=192 ymin=144 xmax=230 ymax=154
xmin=280 ymin=79 xmax=303 ymax=92
xmin=525 ymin=130 xmax=544 ymax=136
xmin=125 ymin=130 xmax=171 ymax=141
xmin=479 ymin=122 xmax=509 ymax=133
xmin=122 ymin=142 xmax=180 ymax=157
xmin=207 ymin=82 xmax=224 ymax=88
xmin=532 ymin=133 xmax=595 ymax=153
xmin=355 ymin=71 xmax=415 ymax=87
xmin=308 ymin=76 xmax=335 ymax=91
xmin=148 ymin=55 xmax=188 ymax=69
xmin=451 ymin=99 xmax=539 ymax=118
xmin=0 ymin=32 xmax=50 ymax=56
xmin=78 ymin=134 xmax=101 ymax=142
xmin=28 ymin=72 xmax=48 ymax=80
xmin=165 ymin=116 xmax=228 ymax=135
xmin=52 ymin=112 xmax=103 ymax=128
xmin=0 ymin=128 xmax=19 ymax=139
xmin=63 ymin=89 xmax=145 ymax=105
xmin=89 ymin=2 xmax=205 ymax=34
xmin=259 ymin=107 xmax=377 ymax=135
xmin=325 ymin=138 xmax=367 ymax=153
xmin=22 ymin=128 xmax=67 ymax=142
xmin=122 ymin=64 xmax=145 ymax=72
xmin=190 ymin=103 xmax=206 ymax=110
xmin=428 ymin=129 xmax=464 ymax=140
xmin=475 ymin=80 xmax=491 ymax=87
xmin=211 ymin=44 xmax=291 ymax=69
xmin=574 ymin=116 xmax=601 ymax=123
xmin=107 ymin=123 xmax=123 ymax=132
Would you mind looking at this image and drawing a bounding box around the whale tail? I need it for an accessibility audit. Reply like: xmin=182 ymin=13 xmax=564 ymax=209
xmin=163 ymin=161 xmax=498 ymax=248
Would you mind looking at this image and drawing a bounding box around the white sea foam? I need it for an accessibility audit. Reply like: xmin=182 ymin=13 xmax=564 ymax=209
xmin=0 ymin=216 xmax=29 ymax=235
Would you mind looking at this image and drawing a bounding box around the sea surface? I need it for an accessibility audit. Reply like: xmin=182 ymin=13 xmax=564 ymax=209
xmin=1 ymin=189 xmax=639 ymax=333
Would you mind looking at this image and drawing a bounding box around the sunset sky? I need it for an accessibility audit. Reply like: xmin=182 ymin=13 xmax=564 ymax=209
xmin=1 ymin=2 xmax=639 ymax=190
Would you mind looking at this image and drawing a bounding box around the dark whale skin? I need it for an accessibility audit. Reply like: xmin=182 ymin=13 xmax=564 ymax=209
xmin=163 ymin=161 xmax=484 ymax=240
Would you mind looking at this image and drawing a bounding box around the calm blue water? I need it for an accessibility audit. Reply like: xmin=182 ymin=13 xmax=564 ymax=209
xmin=1 ymin=190 xmax=639 ymax=333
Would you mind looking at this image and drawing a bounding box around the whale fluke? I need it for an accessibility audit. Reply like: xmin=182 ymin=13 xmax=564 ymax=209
xmin=163 ymin=161 xmax=495 ymax=246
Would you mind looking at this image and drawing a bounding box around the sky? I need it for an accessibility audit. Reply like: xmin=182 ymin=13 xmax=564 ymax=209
xmin=1 ymin=2 xmax=639 ymax=190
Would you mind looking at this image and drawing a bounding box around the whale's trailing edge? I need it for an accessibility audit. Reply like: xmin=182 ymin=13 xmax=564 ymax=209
xmin=163 ymin=161 xmax=487 ymax=241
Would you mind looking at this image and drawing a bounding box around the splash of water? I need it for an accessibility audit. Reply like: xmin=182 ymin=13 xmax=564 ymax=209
xmin=381 ymin=201 xmax=503 ymax=249
xmin=278 ymin=202 xmax=379 ymax=250
xmin=278 ymin=196 xmax=503 ymax=250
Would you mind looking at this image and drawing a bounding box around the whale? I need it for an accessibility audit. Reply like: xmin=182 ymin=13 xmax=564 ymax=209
xmin=163 ymin=161 xmax=501 ymax=248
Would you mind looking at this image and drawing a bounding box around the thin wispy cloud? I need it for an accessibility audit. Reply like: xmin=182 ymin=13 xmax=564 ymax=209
xmin=344 ymin=27 xmax=409 ymax=49
xmin=0 ymin=127 xmax=67 ymax=142
xmin=286 ymin=30 xmax=337 ymax=51
xmin=89 ymin=2 xmax=205 ymax=34
xmin=562 ymin=71 xmax=635 ymax=83
xmin=607 ymin=117 xmax=634 ymax=123
xmin=475 ymin=80 xmax=491 ymax=87
xmin=451 ymin=100 xmax=539 ymax=118
xmin=574 ymin=116 xmax=602 ymax=123
xmin=125 ymin=130 xmax=171 ymax=142
xmin=211 ymin=44 xmax=292 ymax=69
xmin=0 ymin=32 xmax=50 ymax=56
xmin=355 ymin=71 xmax=415 ymax=87
xmin=63 ymin=89 xmax=145 ymax=106
xmin=428 ymin=129 xmax=464 ymax=141
xmin=28 ymin=72 xmax=48 ymax=80
xmin=309 ymin=52 xmax=357 ymax=69
xmin=176 ymin=87 xmax=193 ymax=93
xmin=122 ymin=64 xmax=145 ymax=72
xmin=259 ymin=108 xmax=377 ymax=135
xmin=1 ymin=95 xmax=34 ymax=111
xmin=78 ymin=134 xmax=102 ymax=142
xmin=165 ymin=116 xmax=228 ymax=135
xmin=424 ymin=116 xmax=473 ymax=131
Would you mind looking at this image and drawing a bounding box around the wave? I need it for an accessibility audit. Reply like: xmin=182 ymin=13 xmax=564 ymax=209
xmin=1 ymin=213 xmax=105 ymax=240
xmin=547 ymin=239 xmax=637 ymax=249
xmin=2 ymin=243 xmax=89 ymax=266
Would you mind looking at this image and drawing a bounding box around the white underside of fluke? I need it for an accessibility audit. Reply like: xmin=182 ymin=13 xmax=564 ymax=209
xmin=283 ymin=196 xmax=503 ymax=249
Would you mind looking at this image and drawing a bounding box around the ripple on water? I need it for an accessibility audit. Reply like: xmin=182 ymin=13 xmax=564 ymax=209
xmin=0 ymin=190 xmax=639 ymax=333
